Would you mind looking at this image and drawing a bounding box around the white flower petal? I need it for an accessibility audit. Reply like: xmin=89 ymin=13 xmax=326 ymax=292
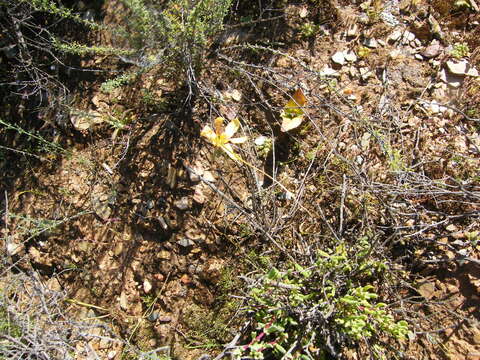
xmin=224 ymin=118 xmax=240 ymax=139
xmin=281 ymin=115 xmax=304 ymax=132
xmin=200 ymin=125 xmax=216 ymax=143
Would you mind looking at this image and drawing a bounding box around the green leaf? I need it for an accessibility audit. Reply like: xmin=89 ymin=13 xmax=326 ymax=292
xmin=267 ymin=267 xmax=282 ymax=280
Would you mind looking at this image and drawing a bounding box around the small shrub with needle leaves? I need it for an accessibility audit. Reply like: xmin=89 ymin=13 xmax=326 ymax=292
xmin=235 ymin=237 xmax=409 ymax=359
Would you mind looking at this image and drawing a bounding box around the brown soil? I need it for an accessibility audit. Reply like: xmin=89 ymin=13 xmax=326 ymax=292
xmin=2 ymin=0 xmax=480 ymax=359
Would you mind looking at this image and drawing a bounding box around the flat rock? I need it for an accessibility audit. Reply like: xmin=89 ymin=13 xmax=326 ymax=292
xmin=387 ymin=29 xmax=403 ymax=42
xmin=447 ymin=60 xmax=478 ymax=76
xmin=363 ymin=38 xmax=378 ymax=48
xmin=174 ymin=197 xmax=190 ymax=210
xmin=343 ymin=51 xmax=357 ymax=62
xmin=319 ymin=66 xmax=339 ymax=77
xmin=331 ymin=51 xmax=346 ymax=65
xmin=177 ymin=238 xmax=195 ymax=248
xmin=420 ymin=42 xmax=442 ymax=58
xmin=439 ymin=68 xmax=464 ymax=88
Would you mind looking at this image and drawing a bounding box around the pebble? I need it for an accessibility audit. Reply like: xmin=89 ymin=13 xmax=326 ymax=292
xmin=147 ymin=312 xmax=160 ymax=322
xmin=359 ymin=67 xmax=373 ymax=81
xmin=299 ymin=6 xmax=308 ymax=18
xmin=158 ymin=216 xmax=169 ymax=231
xmin=6 ymin=242 xmax=24 ymax=256
xmin=417 ymin=281 xmax=437 ymax=300
xmin=197 ymin=355 xmax=212 ymax=360
xmin=143 ymin=279 xmax=153 ymax=294
xmin=380 ymin=10 xmax=399 ymax=26
xmin=358 ymin=13 xmax=370 ymax=24
xmin=193 ymin=184 xmax=206 ymax=204
xmin=458 ymin=249 xmax=469 ymax=257
xmin=363 ymin=38 xmax=378 ymax=48
xmin=76 ymin=241 xmax=90 ymax=253
xmin=174 ymin=197 xmax=190 ymax=210
xmin=277 ymin=191 xmax=294 ymax=201
xmin=254 ymin=135 xmax=268 ymax=146
xmin=331 ymin=51 xmax=346 ymax=65
xmin=224 ymin=89 xmax=242 ymax=102
xmin=403 ymin=31 xmax=416 ymax=43
xmin=177 ymin=238 xmax=195 ymax=248
xmin=447 ymin=60 xmax=479 ymax=76
xmin=146 ymin=199 xmax=155 ymax=209
xmin=319 ymin=67 xmax=339 ymax=77
xmin=387 ymin=29 xmax=403 ymax=42
xmin=158 ymin=316 xmax=172 ymax=323
xmin=421 ymin=100 xmax=447 ymax=114
xmin=185 ymin=229 xmax=206 ymax=241
xmin=451 ymin=239 xmax=466 ymax=247
xmin=180 ymin=274 xmax=191 ymax=284
xmin=154 ymin=273 xmax=165 ymax=282
xmin=346 ymin=24 xmax=358 ymax=37
xmin=202 ymin=171 xmax=216 ymax=182
xmin=119 ymin=291 xmax=128 ymax=310
xmin=420 ymin=42 xmax=442 ymax=59
xmin=344 ymin=51 xmax=357 ymax=62
xmin=186 ymin=162 xmax=204 ymax=182
xmin=446 ymin=224 xmax=458 ymax=232
xmin=388 ymin=49 xmax=402 ymax=59
xmin=447 ymin=60 xmax=469 ymax=75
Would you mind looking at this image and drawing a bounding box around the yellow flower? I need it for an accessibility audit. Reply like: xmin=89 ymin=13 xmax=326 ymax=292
xmin=200 ymin=117 xmax=248 ymax=160
xmin=280 ymin=88 xmax=307 ymax=132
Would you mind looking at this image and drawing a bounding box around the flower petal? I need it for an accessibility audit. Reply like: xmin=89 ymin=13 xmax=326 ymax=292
xmin=230 ymin=136 xmax=248 ymax=144
xmin=200 ymin=125 xmax=216 ymax=143
xmin=281 ymin=115 xmax=304 ymax=132
xmin=224 ymin=118 xmax=240 ymax=139
xmin=221 ymin=143 xmax=238 ymax=160
xmin=214 ymin=117 xmax=224 ymax=136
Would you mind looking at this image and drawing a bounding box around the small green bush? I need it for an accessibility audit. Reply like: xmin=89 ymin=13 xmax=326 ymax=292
xmin=106 ymin=0 xmax=234 ymax=91
xmin=15 ymin=0 xmax=233 ymax=94
xmin=235 ymin=238 xmax=409 ymax=359
xmin=450 ymin=42 xmax=470 ymax=59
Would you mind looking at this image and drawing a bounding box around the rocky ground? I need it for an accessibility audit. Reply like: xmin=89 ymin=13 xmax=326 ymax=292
xmin=1 ymin=0 xmax=480 ymax=359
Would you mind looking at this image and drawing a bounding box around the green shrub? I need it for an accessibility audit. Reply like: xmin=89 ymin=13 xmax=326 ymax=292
xmin=450 ymin=42 xmax=470 ymax=59
xmin=11 ymin=0 xmax=233 ymax=95
xmin=101 ymin=0 xmax=233 ymax=91
xmin=235 ymin=238 xmax=409 ymax=359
